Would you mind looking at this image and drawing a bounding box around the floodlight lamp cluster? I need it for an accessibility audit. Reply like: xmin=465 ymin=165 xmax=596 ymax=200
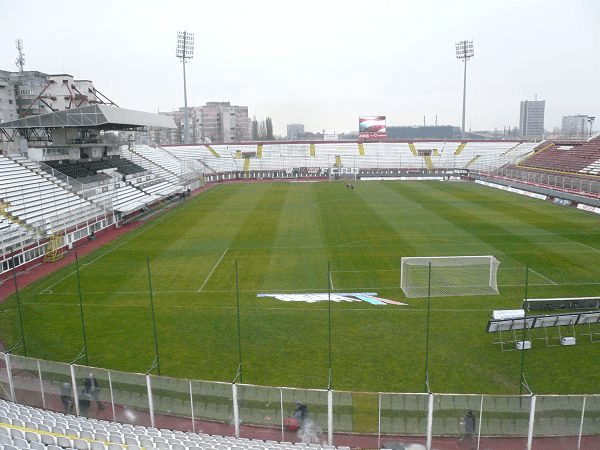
xmin=176 ymin=31 xmax=194 ymax=59
xmin=455 ymin=40 xmax=474 ymax=60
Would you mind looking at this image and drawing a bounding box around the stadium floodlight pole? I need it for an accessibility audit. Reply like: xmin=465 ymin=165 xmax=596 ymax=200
xmin=456 ymin=40 xmax=474 ymax=140
xmin=176 ymin=31 xmax=194 ymax=144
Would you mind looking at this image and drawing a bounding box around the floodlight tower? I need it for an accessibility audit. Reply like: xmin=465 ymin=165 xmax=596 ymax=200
xmin=456 ymin=40 xmax=474 ymax=139
xmin=176 ymin=31 xmax=194 ymax=144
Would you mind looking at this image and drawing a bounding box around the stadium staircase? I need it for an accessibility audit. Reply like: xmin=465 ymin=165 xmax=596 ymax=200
xmin=454 ymin=142 xmax=467 ymax=156
xmin=424 ymin=155 xmax=434 ymax=170
xmin=207 ymin=145 xmax=220 ymax=158
xmin=358 ymin=143 xmax=365 ymax=156
xmin=464 ymin=155 xmax=480 ymax=169
xmin=43 ymin=234 xmax=64 ymax=262
xmin=335 ymin=156 xmax=342 ymax=167
xmin=310 ymin=143 xmax=315 ymax=157
xmin=408 ymin=143 xmax=417 ymax=156
xmin=243 ymin=157 xmax=251 ymax=172
xmin=500 ymin=142 xmax=522 ymax=156
xmin=257 ymin=144 xmax=263 ymax=158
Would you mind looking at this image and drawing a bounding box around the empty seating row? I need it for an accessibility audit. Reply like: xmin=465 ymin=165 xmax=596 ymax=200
xmin=123 ymin=147 xmax=182 ymax=183
xmin=88 ymin=184 xmax=158 ymax=215
xmin=519 ymin=138 xmax=600 ymax=174
xmin=0 ymin=399 xmax=346 ymax=450
xmin=0 ymin=156 xmax=104 ymax=233
xmin=44 ymin=158 xmax=146 ymax=181
xmin=158 ymin=142 xmax=535 ymax=174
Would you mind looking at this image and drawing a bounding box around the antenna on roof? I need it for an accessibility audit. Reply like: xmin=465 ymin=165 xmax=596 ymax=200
xmin=15 ymin=39 xmax=25 ymax=72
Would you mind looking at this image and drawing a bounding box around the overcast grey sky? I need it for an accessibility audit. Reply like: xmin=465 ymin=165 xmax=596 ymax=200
xmin=1 ymin=0 xmax=598 ymax=137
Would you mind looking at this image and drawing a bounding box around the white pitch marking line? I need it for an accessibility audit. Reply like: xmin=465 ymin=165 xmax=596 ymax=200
xmin=329 ymin=272 xmax=335 ymax=290
xmin=576 ymin=241 xmax=600 ymax=254
xmin=529 ymin=268 xmax=557 ymax=285
xmin=199 ymin=248 xmax=229 ymax=292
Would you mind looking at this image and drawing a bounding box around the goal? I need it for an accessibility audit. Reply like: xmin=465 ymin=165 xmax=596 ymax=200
xmin=400 ymin=255 xmax=501 ymax=298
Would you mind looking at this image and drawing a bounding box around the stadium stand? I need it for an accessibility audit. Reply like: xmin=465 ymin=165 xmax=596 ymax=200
xmin=518 ymin=137 xmax=600 ymax=174
xmin=0 ymin=155 xmax=105 ymax=235
xmin=122 ymin=146 xmax=204 ymax=185
xmin=86 ymin=183 xmax=159 ymax=216
xmin=0 ymin=217 xmax=35 ymax=255
xmin=44 ymin=157 xmax=147 ymax=182
xmin=160 ymin=141 xmax=535 ymax=177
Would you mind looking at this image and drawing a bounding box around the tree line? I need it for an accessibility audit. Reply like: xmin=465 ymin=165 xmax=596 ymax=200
xmin=251 ymin=116 xmax=274 ymax=140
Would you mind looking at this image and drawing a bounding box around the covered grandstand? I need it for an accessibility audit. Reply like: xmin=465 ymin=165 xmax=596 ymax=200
xmin=0 ymin=106 xmax=199 ymax=277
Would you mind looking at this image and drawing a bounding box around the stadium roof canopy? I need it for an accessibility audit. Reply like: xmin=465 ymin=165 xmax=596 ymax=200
xmin=0 ymin=104 xmax=176 ymax=141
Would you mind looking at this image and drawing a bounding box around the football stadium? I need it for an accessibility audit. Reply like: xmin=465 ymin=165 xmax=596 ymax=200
xmin=0 ymin=105 xmax=599 ymax=450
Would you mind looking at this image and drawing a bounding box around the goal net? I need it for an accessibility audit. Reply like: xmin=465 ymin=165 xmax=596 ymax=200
xmin=400 ymin=255 xmax=501 ymax=298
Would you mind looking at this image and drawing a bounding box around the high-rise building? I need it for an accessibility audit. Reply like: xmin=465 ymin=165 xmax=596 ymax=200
xmin=200 ymin=102 xmax=250 ymax=143
xmin=519 ymin=100 xmax=545 ymax=139
xmin=287 ymin=124 xmax=304 ymax=140
xmin=0 ymin=71 xmax=17 ymax=123
xmin=155 ymin=102 xmax=251 ymax=145
xmin=561 ymin=115 xmax=589 ymax=138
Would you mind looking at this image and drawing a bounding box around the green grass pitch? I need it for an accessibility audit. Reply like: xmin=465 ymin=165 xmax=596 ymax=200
xmin=2 ymin=180 xmax=600 ymax=395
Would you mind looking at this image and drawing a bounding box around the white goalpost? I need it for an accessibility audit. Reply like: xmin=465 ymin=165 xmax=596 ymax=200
xmin=400 ymin=255 xmax=501 ymax=298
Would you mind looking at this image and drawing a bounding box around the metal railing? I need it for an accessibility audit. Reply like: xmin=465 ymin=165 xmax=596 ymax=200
xmin=488 ymin=167 xmax=600 ymax=198
xmin=1 ymin=353 xmax=598 ymax=450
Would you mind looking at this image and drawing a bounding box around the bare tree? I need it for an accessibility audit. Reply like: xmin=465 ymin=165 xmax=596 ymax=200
xmin=251 ymin=116 xmax=259 ymax=141
xmin=265 ymin=117 xmax=273 ymax=140
xmin=258 ymin=120 xmax=267 ymax=140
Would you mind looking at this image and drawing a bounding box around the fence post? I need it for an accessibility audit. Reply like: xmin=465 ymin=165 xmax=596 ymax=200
xmin=190 ymin=380 xmax=195 ymax=433
xmin=108 ymin=370 xmax=116 ymax=422
xmin=232 ymin=382 xmax=240 ymax=438
xmin=280 ymin=388 xmax=284 ymax=442
xmin=578 ymin=395 xmax=586 ymax=450
xmin=377 ymin=393 xmax=381 ymax=450
xmin=146 ymin=374 xmax=155 ymax=428
xmin=36 ymin=360 xmax=45 ymax=410
xmin=328 ymin=389 xmax=333 ymax=445
xmin=527 ymin=395 xmax=536 ymax=450
xmin=426 ymin=393 xmax=433 ymax=450
xmin=71 ymin=364 xmax=80 ymax=417
xmin=5 ymin=353 xmax=15 ymax=402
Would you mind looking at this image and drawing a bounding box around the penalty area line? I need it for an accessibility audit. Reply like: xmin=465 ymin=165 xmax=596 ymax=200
xmin=198 ymin=248 xmax=229 ymax=292
xmin=529 ymin=267 xmax=557 ymax=285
